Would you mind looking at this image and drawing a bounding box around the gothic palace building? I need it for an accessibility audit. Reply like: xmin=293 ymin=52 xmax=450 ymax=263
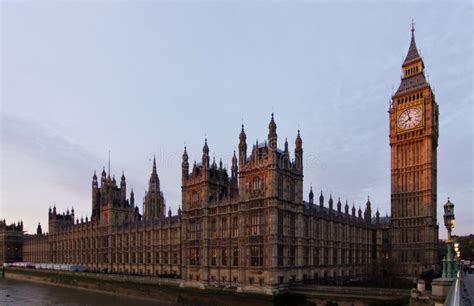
xmin=19 ymin=27 xmax=439 ymax=294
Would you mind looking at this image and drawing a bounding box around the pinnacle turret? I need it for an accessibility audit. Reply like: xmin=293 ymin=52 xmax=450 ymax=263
xmin=268 ymin=113 xmax=277 ymax=150
xmin=202 ymin=139 xmax=210 ymax=168
xmin=295 ymin=129 xmax=302 ymax=151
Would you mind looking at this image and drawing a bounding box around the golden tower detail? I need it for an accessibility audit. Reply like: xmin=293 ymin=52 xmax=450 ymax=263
xmin=389 ymin=24 xmax=439 ymax=277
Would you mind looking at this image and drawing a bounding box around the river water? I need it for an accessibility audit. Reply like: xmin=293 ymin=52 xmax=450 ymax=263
xmin=0 ymin=278 xmax=288 ymax=306
xmin=0 ymin=278 xmax=385 ymax=306
xmin=0 ymin=278 xmax=160 ymax=306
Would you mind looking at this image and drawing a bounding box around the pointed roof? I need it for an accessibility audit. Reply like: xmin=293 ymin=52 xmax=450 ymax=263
xmin=295 ymin=129 xmax=302 ymax=146
xmin=203 ymin=138 xmax=209 ymax=155
xmin=239 ymin=124 xmax=246 ymax=142
xmin=232 ymin=150 xmax=237 ymax=163
xmin=393 ymin=23 xmax=428 ymax=97
xmin=403 ymin=24 xmax=421 ymax=65
xmin=149 ymin=156 xmax=160 ymax=189
xmin=269 ymin=113 xmax=276 ymax=132
xmin=182 ymin=146 xmax=188 ymax=161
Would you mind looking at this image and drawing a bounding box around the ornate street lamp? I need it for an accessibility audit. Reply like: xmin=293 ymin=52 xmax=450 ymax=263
xmin=443 ymin=198 xmax=455 ymax=239
xmin=442 ymin=198 xmax=457 ymax=279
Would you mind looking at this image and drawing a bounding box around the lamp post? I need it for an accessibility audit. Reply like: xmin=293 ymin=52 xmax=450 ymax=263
xmin=442 ymin=198 xmax=456 ymax=279
xmin=454 ymin=243 xmax=460 ymax=258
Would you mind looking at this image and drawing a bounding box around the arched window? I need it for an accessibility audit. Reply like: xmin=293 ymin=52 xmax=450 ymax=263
xmin=278 ymin=177 xmax=284 ymax=198
xmin=251 ymin=177 xmax=261 ymax=191
xmin=191 ymin=191 xmax=199 ymax=208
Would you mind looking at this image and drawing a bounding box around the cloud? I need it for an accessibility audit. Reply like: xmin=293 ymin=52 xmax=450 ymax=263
xmin=0 ymin=113 xmax=99 ymax=233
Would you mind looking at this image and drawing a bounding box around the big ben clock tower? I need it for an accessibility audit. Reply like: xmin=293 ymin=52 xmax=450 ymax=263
xmin=389 ymin=23 xmax=439 ymax=277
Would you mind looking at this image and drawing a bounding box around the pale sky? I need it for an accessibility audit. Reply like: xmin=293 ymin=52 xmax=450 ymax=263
xmin=1 ymin=1 xmax=472 ymax=237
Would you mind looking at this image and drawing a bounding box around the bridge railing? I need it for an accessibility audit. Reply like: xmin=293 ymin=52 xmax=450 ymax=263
xmin=444 ymin=270 xmax=471 ymax=306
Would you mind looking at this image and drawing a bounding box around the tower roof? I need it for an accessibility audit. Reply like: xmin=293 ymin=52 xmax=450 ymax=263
xmin=403 ymin=23 xmax=421 ymax=65
xmin=393 ymin=22 xmax=428 ymax=97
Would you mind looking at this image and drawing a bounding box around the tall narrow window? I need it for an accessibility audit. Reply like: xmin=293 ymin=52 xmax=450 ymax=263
xmin=278 ymin=177 xmax=284 ymax=199
xmin=211 ymin=248 xmax=217 ymax=266
xmin=289 ymin=182 xmax=295 ymax=202
xmin=221 ymin=217 xmax=228 ymax=238
xmin=250 ymin=212 xmax=264 ymax=236
xmin=278 ymin=212 xmax=284 ymax=236
xmin=232 ymin=216 xmax=239 ymax=237
xmin=250 ymin=245 xmax=264 ymax=266
xmin=232 ymin=247 xmax=239 ymax=266
xmin=278 ymin=245 xmax=284 ymax=266
xmin=191 ymin=191 xmax=199 ymax=208
xmin=290 ymin=214 xmax=296 ymax=237
xmin=210 ymin=218 xmax=217 ymax=238
xmin=289 ymin=246 xmax=296 ymax=266
xmin=251 ymin=177 xmax=261 ymax=191
xmin=222 ymin=248 xmax=228 ymax=266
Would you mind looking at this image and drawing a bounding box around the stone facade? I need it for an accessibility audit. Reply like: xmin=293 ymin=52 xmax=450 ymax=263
xmin=23 ymin=223 xmax=48 ymax=263
xmin=389 ymin=26 xmax=439 ymax=277
xmin=19 ymin=27 xmax=440 ymax=293
xmin=22 ymin=115 xmax=389 ymax=294
xmin=0 ymin=220 xmax=23 ymax=264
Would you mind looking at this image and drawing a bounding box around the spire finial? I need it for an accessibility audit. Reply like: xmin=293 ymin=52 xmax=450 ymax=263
xmin=108 ymin=150 xmax=111 ymax=177
xmin=411 ymin=19 xmax=416 ymax=34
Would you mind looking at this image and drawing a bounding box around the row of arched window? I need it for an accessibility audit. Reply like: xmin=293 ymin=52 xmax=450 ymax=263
xmin=405 ymin=65 xmax=420 ymax=77
xmin=398 ymin=91 xmax=423 ymax=104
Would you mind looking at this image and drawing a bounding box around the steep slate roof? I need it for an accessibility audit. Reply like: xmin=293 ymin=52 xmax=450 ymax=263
xmin=393 ymin=29 xmax=428 ymax=97
xmin=403 ymin=30 xmax=421 ymax=64
xmin=394 ymin=73 xmax=427 ymax=97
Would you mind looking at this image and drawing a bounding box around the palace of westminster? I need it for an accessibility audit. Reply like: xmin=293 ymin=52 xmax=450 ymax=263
xmin=1 ymin=27 xmax=441 ymax=294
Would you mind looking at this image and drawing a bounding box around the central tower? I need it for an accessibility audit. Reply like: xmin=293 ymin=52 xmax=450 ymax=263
xmin=389 ymin=24 xmax=439 ymax=277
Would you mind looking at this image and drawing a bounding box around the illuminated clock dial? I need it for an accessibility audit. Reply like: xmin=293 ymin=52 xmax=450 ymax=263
xmin=398 ymin=108 xmax=422 ymax=130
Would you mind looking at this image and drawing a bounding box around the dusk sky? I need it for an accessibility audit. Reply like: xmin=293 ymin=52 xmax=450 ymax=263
xmin=1 ymin=1 xmax=472 ymax=237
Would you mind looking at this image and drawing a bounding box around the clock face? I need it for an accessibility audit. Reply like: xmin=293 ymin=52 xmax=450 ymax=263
xmin=398 ymin=108 xmax=422 ymax=130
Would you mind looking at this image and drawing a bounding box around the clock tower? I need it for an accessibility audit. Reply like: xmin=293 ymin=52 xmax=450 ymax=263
xmin=389 ymin=24 xmax=439 ymax=277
